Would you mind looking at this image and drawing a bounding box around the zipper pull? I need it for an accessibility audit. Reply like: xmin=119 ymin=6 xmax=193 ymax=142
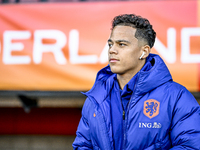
xmin=123 ymin=111 xmax=125 ymax=120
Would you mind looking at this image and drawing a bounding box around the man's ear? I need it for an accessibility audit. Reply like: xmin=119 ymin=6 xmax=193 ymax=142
xmin=141 ymin=45 xmax=150 ymax=59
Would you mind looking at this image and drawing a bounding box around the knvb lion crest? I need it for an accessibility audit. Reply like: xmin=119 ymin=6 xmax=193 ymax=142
xmin=143 ymin=99 xmax=160 ymax=119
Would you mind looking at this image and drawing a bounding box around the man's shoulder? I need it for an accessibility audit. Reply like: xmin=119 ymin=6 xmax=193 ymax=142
xmin=164 ymin=80 xmax=187 ymax=92
xmin=164 ymin=81 xmax=198 ymax=105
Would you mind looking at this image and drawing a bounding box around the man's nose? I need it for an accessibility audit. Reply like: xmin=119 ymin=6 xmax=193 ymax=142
xmin=109 ymin=45 xmax=118 ymax=54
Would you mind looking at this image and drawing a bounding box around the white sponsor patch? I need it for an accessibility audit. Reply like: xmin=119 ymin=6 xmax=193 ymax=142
xmin=139 ymin=122 xmax=162 ymax=128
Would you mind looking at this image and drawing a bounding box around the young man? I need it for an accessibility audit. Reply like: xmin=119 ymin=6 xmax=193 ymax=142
xmin=72 ymin=14 xmax=200 ymax=149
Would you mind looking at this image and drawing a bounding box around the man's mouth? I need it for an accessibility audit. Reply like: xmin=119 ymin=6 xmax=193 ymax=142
xmin=109 ymin=58 xmax=119 ymax=63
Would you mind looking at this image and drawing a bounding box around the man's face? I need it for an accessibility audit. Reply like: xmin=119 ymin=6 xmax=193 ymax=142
xmin=108 ymin=25 xmax=143 ymax=76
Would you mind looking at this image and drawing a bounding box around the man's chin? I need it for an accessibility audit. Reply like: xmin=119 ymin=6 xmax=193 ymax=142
xmin=110 ymin=68 xmax=122 ymax=74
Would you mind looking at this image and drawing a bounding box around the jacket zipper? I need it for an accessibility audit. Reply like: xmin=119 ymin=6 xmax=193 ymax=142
xmin=121 ymin=73 xmax=140 ymax=150
xmin=123 ymin=110 xmax=125 ymax=120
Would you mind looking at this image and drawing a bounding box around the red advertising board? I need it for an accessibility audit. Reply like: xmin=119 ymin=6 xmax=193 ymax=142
xmin=0 ymin=0 xmax=199 ymax=91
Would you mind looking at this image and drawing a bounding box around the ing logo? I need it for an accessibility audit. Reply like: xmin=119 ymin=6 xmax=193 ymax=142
xmin=143 ymin=99 xmax=160 ymax=119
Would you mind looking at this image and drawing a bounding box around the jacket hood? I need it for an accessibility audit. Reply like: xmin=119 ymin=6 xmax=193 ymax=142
xmin=84 ymin=54 xmax=172 ymax=104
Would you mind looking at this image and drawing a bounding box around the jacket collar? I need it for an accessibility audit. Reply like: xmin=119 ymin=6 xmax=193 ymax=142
xmin=83 ymin=54 xmax=172 ymax=104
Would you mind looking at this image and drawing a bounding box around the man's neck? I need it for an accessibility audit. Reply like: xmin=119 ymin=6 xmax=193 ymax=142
xmin=117 ymin=73 xmax=136 ymax=90
xmin=117 ymin=61 xmax=145 ymax=90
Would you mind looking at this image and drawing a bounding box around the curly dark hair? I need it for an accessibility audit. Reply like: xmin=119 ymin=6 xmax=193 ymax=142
xmin=111 ymin=14 xmax=156 ymax=48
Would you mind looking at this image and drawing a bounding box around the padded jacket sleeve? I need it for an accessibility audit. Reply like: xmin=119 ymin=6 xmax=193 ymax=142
xmin=72 ymin=98 xmax=93 ymax=150
xmin=170 ymin=87 xmax=200 ymax=149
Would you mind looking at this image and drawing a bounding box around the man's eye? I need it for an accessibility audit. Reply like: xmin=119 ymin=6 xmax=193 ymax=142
xmin=119 ymin=43 xmax=126 ymax=47
xmin=108 ymin=43 xmax=113 ymax=48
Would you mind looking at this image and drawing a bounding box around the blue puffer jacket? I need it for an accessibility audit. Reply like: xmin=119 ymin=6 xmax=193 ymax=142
xmin=73 ymin=54 xmax=200 ymax=150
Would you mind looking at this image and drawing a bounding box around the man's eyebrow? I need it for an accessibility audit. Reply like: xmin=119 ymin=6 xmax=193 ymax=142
xmin=107 ymin=39 xmax=112 ymax=43
xmin=116 ymin=40 xmax=131 ymax=44
xmin=107 ymin=39 xmax=130 ymax=44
